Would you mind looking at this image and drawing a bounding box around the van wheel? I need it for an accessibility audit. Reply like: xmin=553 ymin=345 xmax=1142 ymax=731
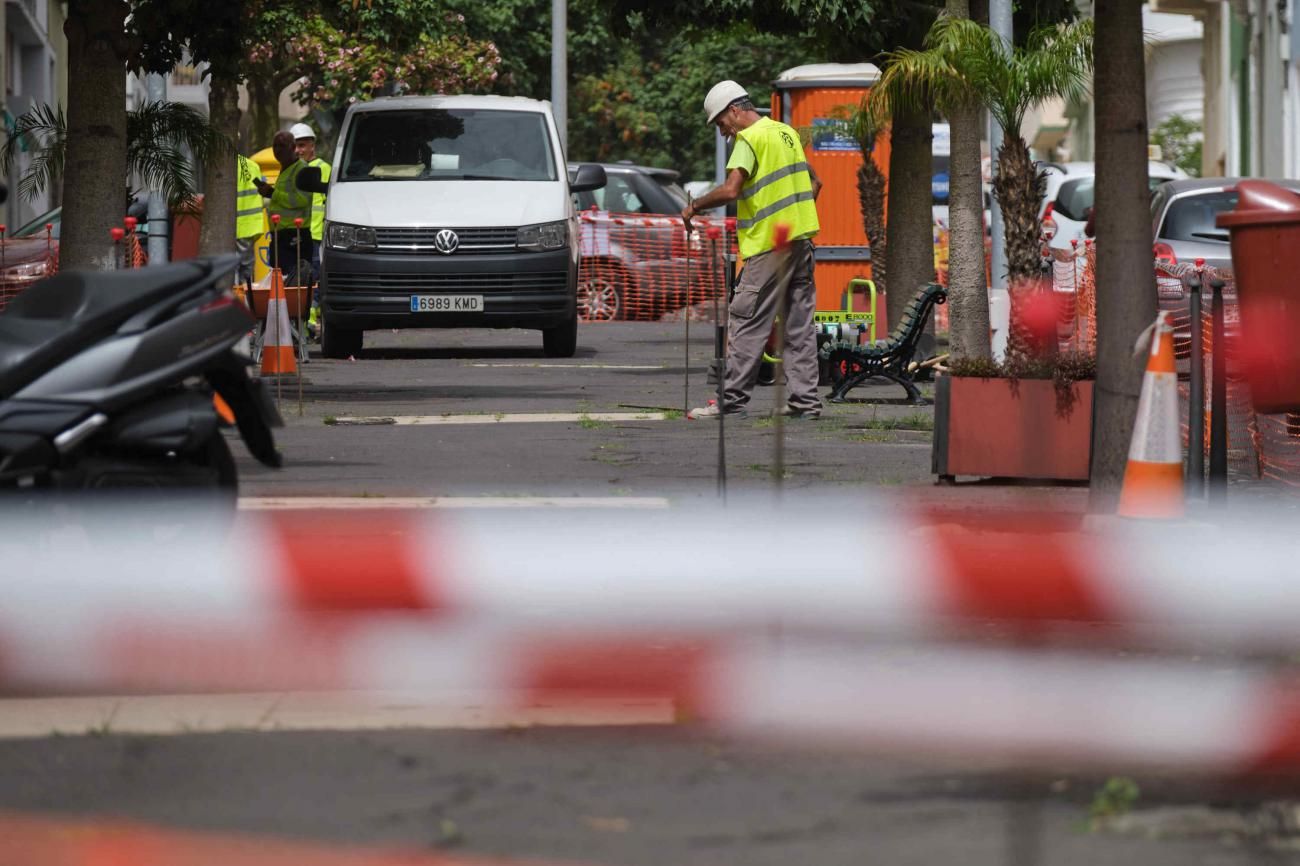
xmin=322 ymin=320 xmax=363 ymax=359
xmin=542 ymin=313 xmax=578 ymax=358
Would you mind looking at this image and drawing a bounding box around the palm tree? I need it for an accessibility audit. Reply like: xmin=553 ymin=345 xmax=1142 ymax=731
xmin=2 ymin=100 xmax=231 ymax=211
xmin=846 ymin=99 xmax=890 ymax=299
xmin=874 ymin=2 xmax=993 ymax=360
xmin=879 ymin=16 xmax=1093 ymax=302
xmin=1089 ymin=0 xmax=1157 ymax=508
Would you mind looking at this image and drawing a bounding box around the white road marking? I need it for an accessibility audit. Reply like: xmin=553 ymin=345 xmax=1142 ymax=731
xmin=330 ymin=411 xmax=666 ymax=426
xmin=468 ymin=363 xmax=665 ymax=369
xmin=0 ymin=692 xmax=675 ymax=738
xmin=239 ymin=496 xmax=671 ymax=510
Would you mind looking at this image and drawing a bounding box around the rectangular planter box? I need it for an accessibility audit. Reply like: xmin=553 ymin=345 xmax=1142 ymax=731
xmin=932 ymin=374 xmax=1094 ymax=482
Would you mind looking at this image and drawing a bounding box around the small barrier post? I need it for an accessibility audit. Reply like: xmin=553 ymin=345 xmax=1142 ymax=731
xmin=1186 ymin=260 xmax=1206 ymax=498
xmin=1208 ymin=273 xmax=1228 ymax=506
xmin=708 ymin=225 xmax=726 ymax=500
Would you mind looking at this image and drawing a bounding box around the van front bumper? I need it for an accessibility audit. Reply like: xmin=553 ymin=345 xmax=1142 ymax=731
xmin=321 ymin=248 xmax=576 ymax=331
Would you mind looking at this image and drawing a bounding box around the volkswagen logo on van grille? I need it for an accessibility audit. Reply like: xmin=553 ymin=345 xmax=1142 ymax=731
xmin=433 ymin=229 xmax=460 ymax=255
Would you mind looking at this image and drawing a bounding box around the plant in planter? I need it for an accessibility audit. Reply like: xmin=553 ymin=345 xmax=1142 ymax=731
xmin=933 ymin=351 xmax=1096 ymax=482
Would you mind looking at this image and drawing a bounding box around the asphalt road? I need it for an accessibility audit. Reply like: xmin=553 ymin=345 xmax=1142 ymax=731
xmin=233 ymin=321 xmax=1086 ymax=512
xmin=3 ymin=727 xmax=1296 ymax=866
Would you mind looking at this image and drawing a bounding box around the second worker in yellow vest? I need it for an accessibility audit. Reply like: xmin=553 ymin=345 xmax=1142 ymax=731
xmin=682 ymin=80 xmax=823 ymax=420
xmin=255 ymin=130 xmax=311 ymax=288
xmin=291 ymin=123 xmax=330 ymax=321
xmin=235 ymin=153 xmax=267 ymax=291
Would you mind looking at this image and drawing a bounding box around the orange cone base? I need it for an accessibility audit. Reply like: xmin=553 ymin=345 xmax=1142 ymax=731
xmin=1117 ymin=461 xmax=1185 ymax=519
xmin=259 ymin=344 xmax=298 ymax=377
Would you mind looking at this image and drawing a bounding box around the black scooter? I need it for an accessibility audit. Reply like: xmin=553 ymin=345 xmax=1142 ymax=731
xmin=0 ymin=254 xmax=282 ymax=498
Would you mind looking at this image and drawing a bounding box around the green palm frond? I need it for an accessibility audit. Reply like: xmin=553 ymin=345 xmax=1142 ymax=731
xmin=0 ymin=103 xmax=67 ymax=202
xmin=126 ymin=101 xmax=234 ymax=207
xmin=1 ymin=100 xmax=235 ymax=208
xmin=878 ymin=15 xmax=1094 ymax=135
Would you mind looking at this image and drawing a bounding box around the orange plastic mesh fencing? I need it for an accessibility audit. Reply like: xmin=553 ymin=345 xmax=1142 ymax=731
xmin=577 ymin=210 xmax=732 ymax=323
xmin=125 ymin=232 xmax=148 ymax=268
xmin=1050 ymin=243 xmax=1096 ymax=355
xmin=0 ymin=241 xmax=60 ymax=313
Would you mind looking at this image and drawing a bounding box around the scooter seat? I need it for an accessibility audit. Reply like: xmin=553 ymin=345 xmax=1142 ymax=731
xmin=0 ymin=261 xmax=211 ymax=398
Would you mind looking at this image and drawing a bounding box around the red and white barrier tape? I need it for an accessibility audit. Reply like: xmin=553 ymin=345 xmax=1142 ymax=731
xmin=2 ymin=502 xmax=1299 ymax=652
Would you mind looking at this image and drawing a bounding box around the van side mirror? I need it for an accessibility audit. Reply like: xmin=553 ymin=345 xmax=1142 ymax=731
xmin=570 ymin=163 xmax=606 ymax=194
xmin=296 ymin=166 xmax=329 ymax=194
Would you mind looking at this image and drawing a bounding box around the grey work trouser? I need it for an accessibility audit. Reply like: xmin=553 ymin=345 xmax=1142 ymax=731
xmin=722 ymin=238 xmax=820 ymax=413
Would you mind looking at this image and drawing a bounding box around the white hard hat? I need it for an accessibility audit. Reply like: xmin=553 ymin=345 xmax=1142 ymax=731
xmin=289 ymin=123 xmax=316 ymax=140
xmin=704 ymin=80 xmax=749 ymax=124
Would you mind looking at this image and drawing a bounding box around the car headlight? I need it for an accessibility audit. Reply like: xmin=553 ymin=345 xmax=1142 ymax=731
xmin=517 ymin=220 xmax=569 ymax=252
xmin=327 ymin=222 xmax=376 ymax=252
xmin=1 ymin=261 xmax=49 ymax=281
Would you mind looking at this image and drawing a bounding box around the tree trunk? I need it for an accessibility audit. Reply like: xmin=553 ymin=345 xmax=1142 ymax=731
xmin=60 ymin=1 xmax=130 ymax=271
xmin=943 ymin=0 xmax=990 ymax=361
xmin=198 ymin=73 xmax=239 ymax=259
xmin=857 ymin=160 xmax=887 ymax=296
xmin=1089 ymin=0 xmax=1157 ymax=510
xmin=884 ymin=102 xmax=936 ymax=327
xmin=993 ymin=136 xmax=1046 ymax=284
xmin=247 ymin=75 xmax=283 ymax=150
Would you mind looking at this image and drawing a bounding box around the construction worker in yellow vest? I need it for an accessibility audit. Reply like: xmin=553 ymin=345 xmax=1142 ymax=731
xmin=682 ymin=80 xmax=823 ymax=420
xmin=235 ymin=153 xmax=267 ymax=293
xmin=291 ymin=123 xmax=330 ymax=332
xmin=254 ymin=130 xmax=310 ymax=287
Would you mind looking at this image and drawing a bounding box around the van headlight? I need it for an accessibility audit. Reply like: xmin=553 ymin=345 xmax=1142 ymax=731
xmin=327 ymin=222 xmax=377 ymax=252
xmin=517 ymin=220 xmax=569 ymax=252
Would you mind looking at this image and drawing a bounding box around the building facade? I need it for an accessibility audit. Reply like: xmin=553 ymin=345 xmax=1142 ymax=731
xmin=1 ymin=0 xmax=67 ymax=229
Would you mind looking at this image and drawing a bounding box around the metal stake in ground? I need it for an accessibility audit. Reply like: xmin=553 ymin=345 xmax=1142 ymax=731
xmin=294 ymin=217 xmax=306 ymax=418
xmin=708 ymin=225 xmax=727 ymax=500
xmin=270 ymin=215 xmax=282 ymax=409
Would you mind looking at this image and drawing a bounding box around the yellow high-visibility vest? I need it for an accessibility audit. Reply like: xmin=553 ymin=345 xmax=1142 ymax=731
xmin=235 ymin=154 xmax=266 ymax=239
xmin=267 ymin=160 xmax=309 ymax=230
xmin=733 ymin=117 xmax=820 ymax=259
xmin=307 ymin=157 xmax=330 ymax=242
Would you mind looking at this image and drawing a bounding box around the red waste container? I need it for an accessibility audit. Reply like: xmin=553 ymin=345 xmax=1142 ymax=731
xmin=1216 ymin=180 xmax=1300 ymax=413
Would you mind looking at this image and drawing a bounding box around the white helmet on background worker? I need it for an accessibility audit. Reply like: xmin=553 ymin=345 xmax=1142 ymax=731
xmin=289 ymin=122 xmax=316 ymax=141
xmin=704 ymin=80 xmax=749 ymax=124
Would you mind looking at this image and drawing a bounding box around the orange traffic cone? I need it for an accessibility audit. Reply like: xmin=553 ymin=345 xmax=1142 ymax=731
xmin=1118 ymin=311 xmax=1183 ymax=518
xmin=259 ymin=268 xmax=298 ymax=377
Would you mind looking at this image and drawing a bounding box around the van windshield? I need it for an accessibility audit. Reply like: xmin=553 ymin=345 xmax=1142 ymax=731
xmin=340 ymin=108 xmax=557 ymax=182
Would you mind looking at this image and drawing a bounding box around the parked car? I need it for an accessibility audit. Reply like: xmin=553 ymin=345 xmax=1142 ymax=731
xmin=1150 ymin=177 xmax=1300 ymax=353
xmin=573 ymin=162 xmax=689 ymax=215
xmin=1040 ymin=160 xmax=1188 ymax=252
xmin=569 ymin=162 xmax=718 ymax=322
xmin=0 ymin=207 xmax=62 ymax=305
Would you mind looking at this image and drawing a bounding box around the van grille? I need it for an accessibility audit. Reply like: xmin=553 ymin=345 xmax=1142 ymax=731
xmin=326 ymin=270 xmax=568 ymax=294
xmin=373 ymin=226 xmax=518 ymax=253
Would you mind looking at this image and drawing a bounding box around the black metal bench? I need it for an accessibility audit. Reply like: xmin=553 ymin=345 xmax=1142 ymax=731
xmin=819 ymin=282 xmax=948 ymax=404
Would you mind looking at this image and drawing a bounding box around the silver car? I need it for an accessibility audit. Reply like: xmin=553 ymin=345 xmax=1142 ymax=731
xmin=1150 ymin=177 xmax=1300 ymax=354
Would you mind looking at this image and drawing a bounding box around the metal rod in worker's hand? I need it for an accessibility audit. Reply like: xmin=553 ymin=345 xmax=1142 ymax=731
xmin=769 ymin=234 xmax=799 ymax=497
xmin=709 ymin=226 xmax=727 ymax=501
xmin=1186 ymin=266 xmax=1205 ymax=498
xmin=1209 ymin=274 xmax=1228 ymax=506
xmin=682 ymin=195 xmax=695 ymax=416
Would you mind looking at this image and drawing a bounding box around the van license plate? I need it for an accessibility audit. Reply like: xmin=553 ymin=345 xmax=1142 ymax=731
xmin=410 ymin=295 xmax=483 ymax=313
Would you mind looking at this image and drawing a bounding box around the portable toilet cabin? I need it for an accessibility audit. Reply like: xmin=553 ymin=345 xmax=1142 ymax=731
xmin=770 ymin=63 xmax=885 ymax=322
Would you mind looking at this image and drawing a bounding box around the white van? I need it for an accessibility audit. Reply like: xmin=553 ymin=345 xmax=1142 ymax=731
xmin=319 ymin=95 xmax=606 ymax=358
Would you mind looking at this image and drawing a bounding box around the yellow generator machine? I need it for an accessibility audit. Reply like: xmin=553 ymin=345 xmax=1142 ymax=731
xmin=249 ymin=146 xmax=279 ymax=284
